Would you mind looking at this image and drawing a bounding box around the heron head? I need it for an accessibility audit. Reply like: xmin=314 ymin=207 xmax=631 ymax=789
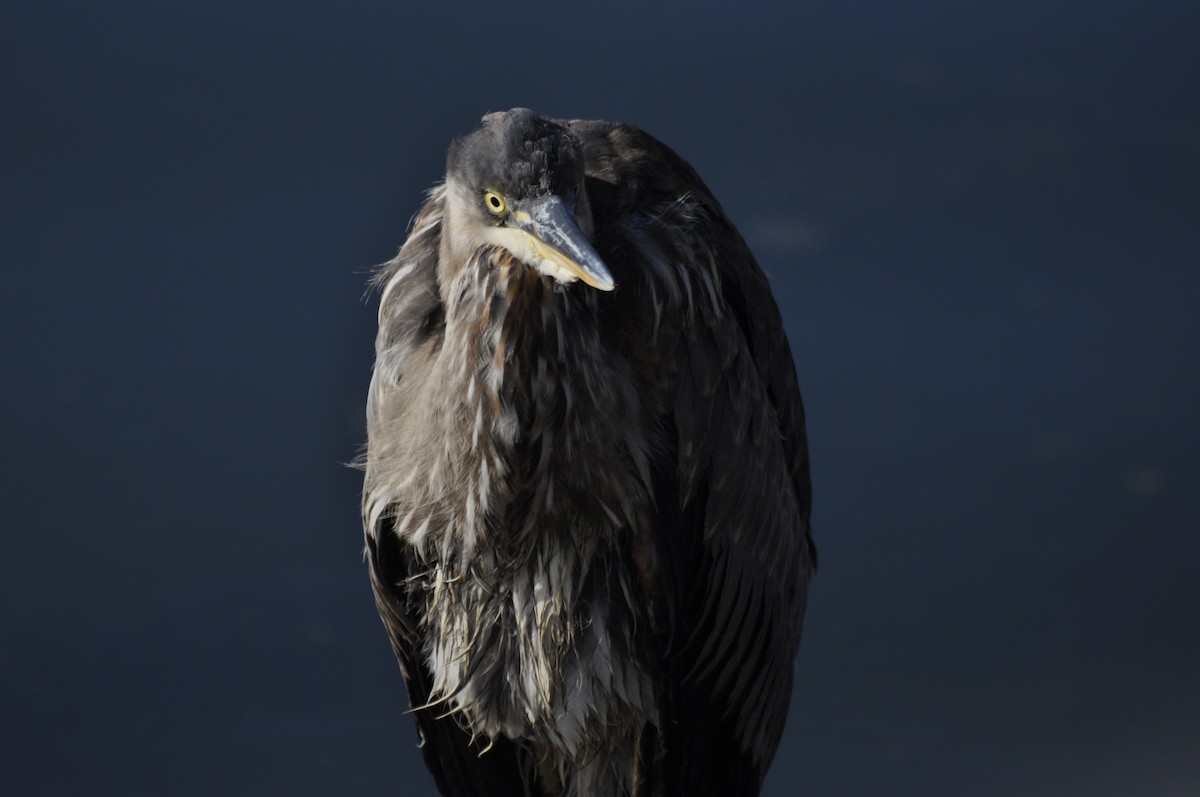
xmin=443 ymin=108 xmax=615 ymax=291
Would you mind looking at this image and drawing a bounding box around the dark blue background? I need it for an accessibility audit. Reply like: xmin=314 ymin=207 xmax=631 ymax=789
xmin=3 ymin=1 xmax=1198 ymax=794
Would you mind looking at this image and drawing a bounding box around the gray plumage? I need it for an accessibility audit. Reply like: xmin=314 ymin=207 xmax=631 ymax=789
xmin=361 ymin=108 xmax=814 ymax=797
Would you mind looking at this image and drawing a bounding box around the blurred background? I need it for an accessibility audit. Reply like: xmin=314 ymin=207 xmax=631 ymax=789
xmin=3 ymin=1 xmax=1198 ymax=794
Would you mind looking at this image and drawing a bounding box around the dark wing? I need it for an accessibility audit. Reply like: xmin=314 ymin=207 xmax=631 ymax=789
xmin=362 ymin=192 xmax=540 ymax=797
xmin=567 ymin=119 xmax=816 ymax=796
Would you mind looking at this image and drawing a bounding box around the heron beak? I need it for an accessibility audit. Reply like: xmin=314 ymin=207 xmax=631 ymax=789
xmin=507 ymin=195 xmax=615 ymax=291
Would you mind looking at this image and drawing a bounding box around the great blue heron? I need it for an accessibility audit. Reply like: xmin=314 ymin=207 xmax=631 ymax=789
xmin=361 ymin=108 xmax=814 ymax=797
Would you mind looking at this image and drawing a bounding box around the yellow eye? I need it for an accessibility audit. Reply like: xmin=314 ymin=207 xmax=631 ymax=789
xmin=483 ymin=190 xmax=508 ymax=217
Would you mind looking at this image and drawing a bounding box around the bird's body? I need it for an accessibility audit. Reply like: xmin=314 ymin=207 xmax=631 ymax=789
xmin=362 ymin=109 xmax=814 ymax=797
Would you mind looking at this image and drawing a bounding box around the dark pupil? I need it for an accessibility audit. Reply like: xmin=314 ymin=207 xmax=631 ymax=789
xmin=489 ymin=196 xmax=500 ymax=209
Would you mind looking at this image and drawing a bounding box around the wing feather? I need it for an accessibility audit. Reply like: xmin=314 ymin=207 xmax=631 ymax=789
xmin=568 ymin=119 xmax=815 ymax=792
